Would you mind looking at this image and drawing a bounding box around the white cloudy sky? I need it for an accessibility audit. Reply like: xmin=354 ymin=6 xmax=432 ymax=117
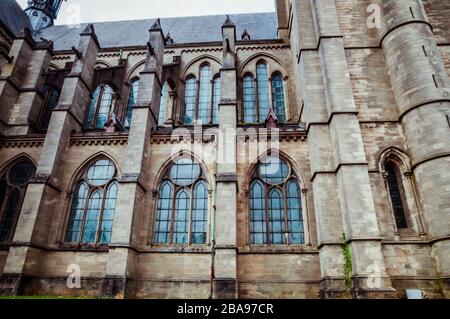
xmin=17 ymin=0 xmax=275 ymax=25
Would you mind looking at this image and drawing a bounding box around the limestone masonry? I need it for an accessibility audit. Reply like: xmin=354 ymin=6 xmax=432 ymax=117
xmin=0 ymin=0 xmax=448 ymax=299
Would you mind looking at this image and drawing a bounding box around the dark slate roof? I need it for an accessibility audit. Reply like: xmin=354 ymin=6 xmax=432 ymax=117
xmin=0 ymin=0 xmax=31 ymax=35
xmin=39 ymin=13 xmax=277 ymax=51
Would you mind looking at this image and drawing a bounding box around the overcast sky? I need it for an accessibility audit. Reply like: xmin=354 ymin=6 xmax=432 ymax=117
xmin=17 ymin=0 xmax=275 ymax=25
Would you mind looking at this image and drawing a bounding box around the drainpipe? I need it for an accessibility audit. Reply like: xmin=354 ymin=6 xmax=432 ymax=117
xmin=210 ymin=160 xmax=217 ymax=299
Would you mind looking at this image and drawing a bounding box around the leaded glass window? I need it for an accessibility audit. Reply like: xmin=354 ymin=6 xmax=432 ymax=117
xmin=256 ymin=62 xmax=270 ymax=123
xmin=65 ymin=159 xmax=118 ymax=245
xmin=125 ymin=79 xmax=139 ymax=128
xmin=271 ymin=73 xmax=286 ymax=123
xmin=0 ymin=159 xmax=36 ymax=243
xmin=249 ymin=155 xmax=304 ymax=245
xmin=385 ymin=162 xmax=408 ymax=229
xmin=86 ymin=84 xmax=115 ymax=129
xmin=243 ymin=74 xmax=256 ymax=123
xmin=154 ymin=157 xmax=209 ymax=245
xmin=38 ymin=86 xmax=60 ymax=130
xmin=183 ymin=63 xmax=219 ymax=125
xmin=158 ymin=82 xmax=169 ymax=126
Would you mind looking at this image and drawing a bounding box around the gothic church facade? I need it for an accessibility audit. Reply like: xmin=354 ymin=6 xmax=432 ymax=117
xmin=0 ymin=0 xmax=449 ymax=299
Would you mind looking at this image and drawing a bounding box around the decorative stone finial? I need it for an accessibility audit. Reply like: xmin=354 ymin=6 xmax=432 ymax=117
xmin=151 ymin=18 xmax=162 ymax=30
xmin=104 ymin=113 xmax=125 ymax=133
xmin=265 ymin=107 xmax=278 ymax=129
xmin=241 ymin=29 xmax=251 ymax=41
xmin=165 ymin=32 xmax=174 ymax=45
xmin=81 ymin=23 xmax=96 ymax=35
xmin=223 ymin=15 xmax=234 ymax=27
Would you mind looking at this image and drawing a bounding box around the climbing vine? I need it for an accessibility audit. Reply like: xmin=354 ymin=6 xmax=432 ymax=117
xmin=342 ymin=233 xmax=353 ymax=298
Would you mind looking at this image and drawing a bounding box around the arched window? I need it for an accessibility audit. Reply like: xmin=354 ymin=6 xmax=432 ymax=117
xmin=249 ymin=155 xmax=304 ymax=245
xmin=86 ymin=84 xmax=115 ymax=129
xmin=65 ymin=159 xmax=118 ymax=245
xmin=256 ymin=62 xmax=270 ymax=123
xmin=183 ymin=63 xmax=219 ymax=125
xmin=242 ymin=62 xmax=287 ymax=124
xmin=212 ymin=76 xmax=221 ymax=124
xmin=271 ymin=73 xmax=286 ymax=123
xmin=125 ymin=79 xmax=139 ymax=128
xmin=38 ymin=85 xmax=60 ymax=130
xmin=243 ymin=74 xmax=256 ymax=123
xmin=158 ymin=82 xmax=169 ymax=126
xmin=183 ymin=76 xmax=197 ymax=125
xmin=154 ymin=157 xmax=208 ymax=245
xmin=385 ymin=161 xmax=408 ymax=229
xmin=0 ymin=159 xmax=36 ymax=243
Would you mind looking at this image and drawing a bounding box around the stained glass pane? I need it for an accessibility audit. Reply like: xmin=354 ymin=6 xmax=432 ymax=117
xmin=170 ymin=158 xmax=201 ymax=186
xmin=99 ymin=182 xmax=118 ymax=244
xmin=96 ymin=85 xmax=113 ymax=129
xmin=268 ymin=189 xmax=286 ymax=244
xmin=191 ymin=181 xmax=208 ymax=244
xmin=86 ymin=86 xmax=100 ymax=128
xmin=286 ymin=179 xmax=304 ymax=244
xmin=40 ymin=86 xmax=60 ymax=130
xmin=258 ymin=156 xmax=289 ymax=185
xmin=257 ymin=63 xmax=270 ymax=122
xmin=184 ymin=77 xmax=197 ymax=124
xmin=87 ymin=160 xmax=115 ymax=186
xmin=386 ymin=162 xmax=408 ymax=229
xmin=0 ymin=189 xmax=21 ymax=243
xmin=271 ymin=74 xmax=286 ymax=123
xmin=65 ymin=182 xmax=88 ymax=243
xmin=243 ymin=75 xmax=256 ymax=123
xmin=250 ymin=180 xmax=267 ymax=244
xmin=9 ymin=161 xmax=35 ymax=186
xmin=212 ymin=77 xmax=220 ymax=124
xmin=125 ymin=80 xmax=139 ymax=128
xmin=198 ymin=64 xmax=212 ymax=124
xmin=81 ymin=191 xmax=102 ymax=243
xmin=158 ymin=82 xmax=169 ymax=126
xmin=154 ymin=181 xmax=173 ymax=244
xmin=173 ymin=189 xmax=190 ymax=244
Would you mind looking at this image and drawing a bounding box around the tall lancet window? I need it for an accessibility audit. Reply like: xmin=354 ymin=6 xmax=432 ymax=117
xmin=38 ymin=85 xmax=60 ymax=130
xmin=243 ymin=74 xmax=256 ymax=123
xmin=256 ymin=62 xmax=270 ymax=123
xmin=249 ymin=155 xmax=304 ymax=245
xmin=154 ymin=157 xmax=209 ymax=245
xmin=158 ymin=82 xmax=169 ymax=126
xmin=65 ymin=159 xmax=118 ymax=245
xmin=183 ymin=63 xmax=219 ymax=125
xmin=271 ymin=73 xmax=286 ymax=123
xmin=86 ymin=84 xmax=115 ymax=129
xmin=125 ymin=79 xmax=139 ymax=128
xmin=0 ymin=159 xmax=36 ymax=243
xmin=385 ymin=161 xmax=408 ymax=229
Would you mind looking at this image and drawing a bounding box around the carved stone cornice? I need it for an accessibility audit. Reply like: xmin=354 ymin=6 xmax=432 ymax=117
xmin=70 ymin=133 xmax=128 ymax=146
xmin=151 ymin=133 xmax=216 ymax=145
xmin=236 ymin=44 xmax=290 ymax=52
xmin=0 ymin=135 xmax=45 ymax=148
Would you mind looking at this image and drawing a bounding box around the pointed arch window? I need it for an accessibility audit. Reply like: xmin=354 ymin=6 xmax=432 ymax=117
xmin=154 ymin=157 xmax=209 ymax=245
xmin=65 ymin=159 xmax=118 ymax=245
xmin=38 ymin=85 xmax=60 ymax=130
xmin=0 ymin=159 xmax=36 ymax=243
xmin=125 ymin=79 xmax=139 ymax=128
xmin=249 ymin=155 xmax=304 ymax=245
xmin=242 ymin=62 xmax=287 ymax=124
xmin=86 ymin=84 xmax=115 ymax=129
xmin=158 ymin=82 xmax=169 ymax=126
xmin=271 ymin=73 xmax=286 ymax=123
xmin=385 ymin=161 xmax=408 ymax=229
xmin=243 ymin=74 xmax=256 ymax=123
xmin=183 ymin=63 xmax=219 ymax=125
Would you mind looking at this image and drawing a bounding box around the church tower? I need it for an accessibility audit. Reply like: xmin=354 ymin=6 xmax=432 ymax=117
xmin=24 ymin=0 xmax=65 ymax=32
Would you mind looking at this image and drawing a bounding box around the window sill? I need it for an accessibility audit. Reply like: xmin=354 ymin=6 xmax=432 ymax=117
xmin=58 ymin=244 xmax=110 ymax=252
xmin=147 ymin=244 xmax=212 ymax=253
xmin=238 ymin=245 xmax=318 ymax=254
